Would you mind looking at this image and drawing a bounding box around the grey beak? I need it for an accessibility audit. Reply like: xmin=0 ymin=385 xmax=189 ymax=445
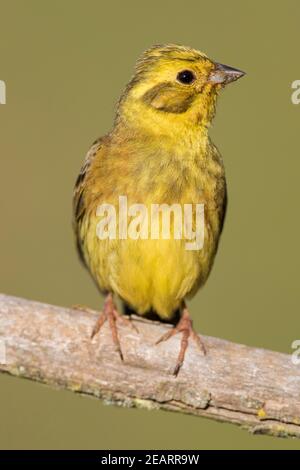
xmin=209 ymin=62 xmax=245 ymax=85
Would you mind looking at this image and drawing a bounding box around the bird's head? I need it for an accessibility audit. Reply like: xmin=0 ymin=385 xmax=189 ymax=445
xmin=116 ymin=44 xmax=245 ymax=137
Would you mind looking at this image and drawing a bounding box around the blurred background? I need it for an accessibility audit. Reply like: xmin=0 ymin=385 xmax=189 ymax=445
xmin=0 ymin=0 xmax=299 ymax=450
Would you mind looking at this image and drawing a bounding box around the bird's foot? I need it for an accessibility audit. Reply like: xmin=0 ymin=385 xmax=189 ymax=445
xmin=90 ymin=293 xmax=137 ymax=361
xmin=156 ymin=304 xmax=206 ymax=376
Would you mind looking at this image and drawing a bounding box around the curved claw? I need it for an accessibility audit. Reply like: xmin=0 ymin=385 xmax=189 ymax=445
xmin=90 ymin=294 xmax=139 ymax=362
xmin=90 ymin=294 xmax=124 ymax=361
xmin=155 ymin=304 xmax=206 ymax=376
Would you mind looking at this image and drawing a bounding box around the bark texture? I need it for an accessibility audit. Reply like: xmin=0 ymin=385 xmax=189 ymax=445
xmin=0 ymin=293 xmax=299 ymax=439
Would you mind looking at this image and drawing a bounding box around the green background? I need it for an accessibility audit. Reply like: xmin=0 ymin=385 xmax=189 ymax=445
xmin=0 ymin=0 xmax=299 ymax=450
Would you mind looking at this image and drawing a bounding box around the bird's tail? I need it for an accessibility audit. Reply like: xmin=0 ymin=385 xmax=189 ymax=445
xmin=122 ymin=301 xmax=180 ymax=324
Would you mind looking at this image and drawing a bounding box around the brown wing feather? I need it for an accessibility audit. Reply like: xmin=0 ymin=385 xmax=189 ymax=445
xmin=208 ymin=139 xmax=227 ymax=235
xmin=72 ymin=138 xmax=102 ymax=266
xmin=219 ymin=185 xmax=227 ymax=234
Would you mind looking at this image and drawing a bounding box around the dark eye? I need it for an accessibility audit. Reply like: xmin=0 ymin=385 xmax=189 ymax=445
xmin=177 ymin=70 xmax=195 ymax=84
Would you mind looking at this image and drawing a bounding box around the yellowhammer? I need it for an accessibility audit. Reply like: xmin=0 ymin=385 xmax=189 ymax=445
xmin=73 ymin=44 xmax=244 ymax=375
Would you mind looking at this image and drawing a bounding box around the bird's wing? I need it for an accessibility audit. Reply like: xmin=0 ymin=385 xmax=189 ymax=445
xmin=209 ymin=140 xmax=227 ymax=234
xmin=219 ymin=184 xmax=227 ymax=234
xmin=72 ymin=138 xmax=103 ymax=266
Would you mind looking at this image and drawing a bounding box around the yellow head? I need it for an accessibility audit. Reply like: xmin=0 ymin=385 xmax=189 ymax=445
xmin=116 ymin=44 xmax=245 ymax=136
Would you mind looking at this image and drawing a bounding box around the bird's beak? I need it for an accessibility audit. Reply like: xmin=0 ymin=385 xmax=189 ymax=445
xmin=208 ymin=62 xmax=245 ymax=85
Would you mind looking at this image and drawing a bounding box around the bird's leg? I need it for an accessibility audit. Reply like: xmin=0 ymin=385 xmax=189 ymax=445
xmin=91 ymin=293 xmax=124 ymax=361
xmin=156 ymin=301 xmax=206 ymax=376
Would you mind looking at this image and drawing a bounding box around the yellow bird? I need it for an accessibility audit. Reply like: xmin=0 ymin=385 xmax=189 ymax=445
xmin=73 ymin=44 xmax=244 ymax=375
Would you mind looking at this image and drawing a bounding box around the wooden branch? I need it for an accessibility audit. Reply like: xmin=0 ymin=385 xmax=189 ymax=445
xmin=0 ymin=293 xmax=299 ymax=439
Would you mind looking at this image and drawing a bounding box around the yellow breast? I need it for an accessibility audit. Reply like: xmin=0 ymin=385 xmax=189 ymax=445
xmin=80 ymin=146 xmax=224 ymax=319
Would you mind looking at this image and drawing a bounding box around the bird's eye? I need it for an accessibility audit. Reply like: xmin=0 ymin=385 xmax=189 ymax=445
xmin=176 ymin=70 xmax=196 ymax=84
